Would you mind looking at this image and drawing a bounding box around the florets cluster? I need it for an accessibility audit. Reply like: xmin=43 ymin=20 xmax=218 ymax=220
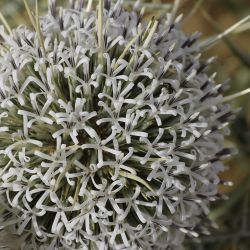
xmin=0 ymin=0 xmax=235 ymax=249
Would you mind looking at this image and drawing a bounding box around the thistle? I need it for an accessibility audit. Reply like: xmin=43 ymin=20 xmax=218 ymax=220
xmin=0 ymin=0 xmax=248 ymax=249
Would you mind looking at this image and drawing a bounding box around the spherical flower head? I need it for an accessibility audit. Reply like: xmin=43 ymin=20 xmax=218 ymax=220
xmin=0 ymin=0 xmax=236 ymax=249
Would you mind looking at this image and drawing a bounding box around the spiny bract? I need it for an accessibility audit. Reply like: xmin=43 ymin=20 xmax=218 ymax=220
xmin=0 ymin=0 xmax=235 ymax=249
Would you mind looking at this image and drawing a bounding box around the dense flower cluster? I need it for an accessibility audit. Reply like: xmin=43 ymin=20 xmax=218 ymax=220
xmin=0 ymin=0 xmax=235 ymax=249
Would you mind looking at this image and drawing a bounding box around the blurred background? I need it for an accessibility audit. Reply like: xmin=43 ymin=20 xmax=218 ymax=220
xmin=0 ymin=0 xmax=249 ymax=249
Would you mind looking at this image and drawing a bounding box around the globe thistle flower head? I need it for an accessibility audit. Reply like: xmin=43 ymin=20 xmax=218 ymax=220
xmin=0 ymin=0 xmax=238 ymax=249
